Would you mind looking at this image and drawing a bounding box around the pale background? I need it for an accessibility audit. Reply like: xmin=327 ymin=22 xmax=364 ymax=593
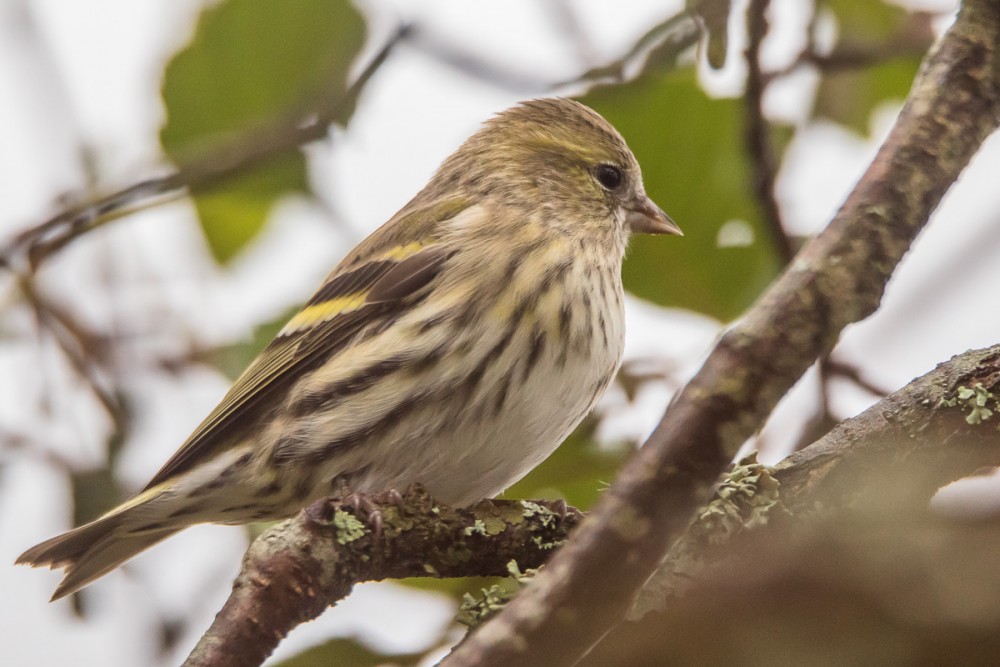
xmin=3 ymin=0 xmax=996 ymax=665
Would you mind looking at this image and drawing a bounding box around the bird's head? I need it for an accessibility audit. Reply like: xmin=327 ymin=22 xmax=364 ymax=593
xmin=432 ymin=98 xmax=681 ymax=240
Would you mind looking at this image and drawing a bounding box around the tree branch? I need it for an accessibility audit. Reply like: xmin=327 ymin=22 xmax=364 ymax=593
xmin=775 ymin=345 xmax=1000 ymax=513
xmin=181 ymin=490 xmax=581 ymax=667
xmin=587 ymin=344 xmax=1000 ymax=664
xmin=443 ymin=3 xmax=1000 ymax=666
xmin=630 ymin=343 xmax=1000 ymax=616
xmin=583 ymin=512 xmax=1000 ymax=665
xmin=744 ymin=0 xmax=794 ymax=265
xmin=570 ymin=0 xmax=731 ymax=86
xmin=0 ymin=27 xmax=408 ymax=273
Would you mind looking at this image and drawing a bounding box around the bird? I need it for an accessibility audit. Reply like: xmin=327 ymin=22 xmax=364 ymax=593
xmin=18 ymin=97 xmax=681 ymax=600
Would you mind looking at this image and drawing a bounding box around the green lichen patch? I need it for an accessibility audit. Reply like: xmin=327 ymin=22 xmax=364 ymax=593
xmin=629 ymin=454 xmax=780 ymax=619
xmin=456 ymin=560 xmax=539 ymax=628
xmin=480 ymin=514 xmax=511 ymax=536
xmin=698 ymin=454 xmax=781 ymax=539
xmin=520 ymin=500 xmax=558 ymax=528
xmin=332 ymin=509 xmax=367 ymax=545
xmin=463 ymin=519 xmax=488 ymax=537
xmin=438 ymin=542 xmax=473 ymax=567
xmin=939 ymin=383 xmax=999 ymax=427
xmin=532 ymin=535 xmax=564 ymax=550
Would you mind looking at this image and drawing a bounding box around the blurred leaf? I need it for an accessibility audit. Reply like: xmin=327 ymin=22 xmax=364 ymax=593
xmin=813 ymin=0 xmax=928 ymax=135
xmin=814 ymin=57 xmax=920 ymax=136
xmin=770 ymin=120 xmax=795 ymax=159
xmin=161 ymin=0 xmax=366 ymax=262
xmin=690 ymin=0 xmax=733 ymax=70
xmin=400 ymin=574 xmax=505 ymax=601
xmin=71 ymin=409 xmax=131 ymax=524
xmin=272 ymin=637 xmax=423 ymax=667
xmin=820 ymin=0 xmax=909 ymax=42
xmin=582 ymin=70 xmax=781 ymax=320
xmin=187 ymin=155 xmax=308 ymax=265
xmin=71 ymin=467 xmax=123 ymax=525
xmin=161 ymin=0 xmax=364 ymax=147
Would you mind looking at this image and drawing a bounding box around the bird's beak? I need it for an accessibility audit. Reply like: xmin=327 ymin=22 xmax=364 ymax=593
xmin=625 ymin=195 xmax=683 ymax=236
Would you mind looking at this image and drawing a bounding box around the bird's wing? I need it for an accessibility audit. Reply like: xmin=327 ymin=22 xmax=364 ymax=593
xmin=142 ymin=197 xmax=476 ymax=490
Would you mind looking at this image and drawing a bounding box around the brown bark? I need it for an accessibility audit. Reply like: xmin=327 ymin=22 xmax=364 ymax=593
xmin=182 ymin=492 xmax=579 ymax=667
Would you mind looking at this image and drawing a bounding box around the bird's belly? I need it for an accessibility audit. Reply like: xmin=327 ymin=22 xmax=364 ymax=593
xmin=342 ymin=300 xmax=624 ymax=506
xmin=442 ymin=344 xmax=618 ymax=504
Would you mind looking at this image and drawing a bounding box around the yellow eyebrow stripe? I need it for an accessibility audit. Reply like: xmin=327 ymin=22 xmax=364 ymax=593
xmin=280 ymin=291 xmax=369 ymax=336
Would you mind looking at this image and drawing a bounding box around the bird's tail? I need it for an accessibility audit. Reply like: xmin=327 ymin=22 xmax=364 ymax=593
xmin=16 ymin=489 xmax=180 ymax=600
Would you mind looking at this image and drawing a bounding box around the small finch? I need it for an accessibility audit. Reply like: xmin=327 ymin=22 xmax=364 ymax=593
xmin=19 ymin=98 xmax=681 ymax=599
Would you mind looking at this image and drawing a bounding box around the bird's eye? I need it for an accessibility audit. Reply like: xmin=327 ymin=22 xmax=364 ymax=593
xmin=595 ymin=164 xmax=623 ymax=191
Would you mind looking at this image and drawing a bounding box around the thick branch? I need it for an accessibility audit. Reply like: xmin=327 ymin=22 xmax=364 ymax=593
xmin=182 ymin=491 xmax=580 ymax=667
xmin=584 ymin=513 xmax=1000 ymax=666
xmin=630 ymin=344 xmax=1000 ymax=618
xmin=443 ymin=3 xmax=1000 ymax=666
xmin=593 ymin=341 xmax=1000 ymax=663
xmin=775 ymin=345 xmax=1000 ymax=512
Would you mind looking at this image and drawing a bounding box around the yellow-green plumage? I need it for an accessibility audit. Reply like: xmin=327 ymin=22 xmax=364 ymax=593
xmin=18 ymin=98 xmax=681 ymax=600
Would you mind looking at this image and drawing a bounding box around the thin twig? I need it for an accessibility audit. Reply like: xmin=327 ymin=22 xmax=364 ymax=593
xmin=791 ymin=355 xmax=893 ymax=452
xmin=823 ymin=357 xmax=892 ymax=398
xmin=763 ymin=10 xmax=938 ymax=85
xmin=569 ymin=6 xmax=705 ymax=86
xmin=19 ymin=276 xmax=123 ymax=427
xmin=744 ymin=0 xmax=794 ymax=265
xmin=404 ymin=25 xmax=554 ymax=93
xmin=0 ymin=27 xmax=409 ymax=273
xmin=542 ymin=0 xmax=598 ymax=68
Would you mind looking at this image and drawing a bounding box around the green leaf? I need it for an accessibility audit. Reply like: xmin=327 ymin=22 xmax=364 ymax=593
xmin=690 ymin=0 xmax=734 ymax=70
xmin=400 ymin=574 xmax=507 ymax=601
xmin=814 ymin=56 xmax=921 ymax=136
xmin=813 ymin=0 xmax=927 ymax=135
xmin=190 ymin=154 xmax=307 ymax=264
xmin=161 ymin=0 xmax=366 ymax=262
xmin=271 ymin=638 xmax=423 ymax=667
xmin=820 ymin=0 xmax=909 ymax=42
xmin=582 ymin=70 xmax=781 ymax=320
xmin=162 ymin=0 xmax=364 ymax=149
xmin=71 ymin=467 xmax=123 ymax=526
